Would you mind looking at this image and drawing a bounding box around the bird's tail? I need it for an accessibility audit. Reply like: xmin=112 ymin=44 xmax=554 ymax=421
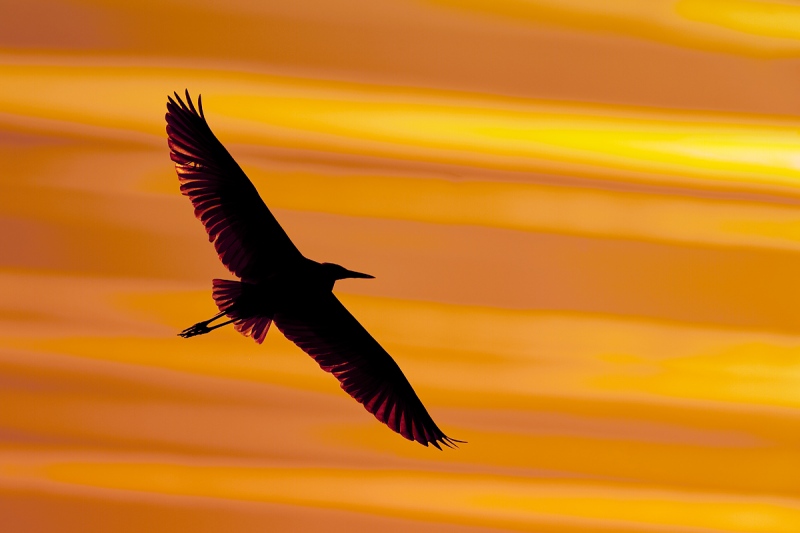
xmin=212 ymin=279 xmax=273 ymax=344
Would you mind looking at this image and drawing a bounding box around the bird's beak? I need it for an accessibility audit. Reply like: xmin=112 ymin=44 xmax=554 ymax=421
xmin=344 ymin=269 xmax=375 ymax=279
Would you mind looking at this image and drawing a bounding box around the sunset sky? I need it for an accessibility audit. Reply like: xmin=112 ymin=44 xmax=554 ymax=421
xmin=2 ymin=1 xmax=800 ymax=532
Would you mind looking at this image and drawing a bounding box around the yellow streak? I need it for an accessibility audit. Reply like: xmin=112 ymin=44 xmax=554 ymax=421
xmin=8 ymin=132 xmax=800 ymax=254
xmin=27 ymin=461 xmax=800 ymax=533
xmin=8 ymin=277 xmax=800 ymax=411
xmin=238 ymin=169 xmax=800 ymax=252
xmin=678 ymin=0 xmax=800 ymax=40
xmin=1 ymin=58 xmax=798 ymax=193
xmin=430 ymin=0 xmax=800 ymax=55
xmin=7 ymin=131 xmax=799 ymax=255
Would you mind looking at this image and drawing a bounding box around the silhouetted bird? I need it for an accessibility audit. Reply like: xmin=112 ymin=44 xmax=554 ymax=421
xmin=166 ymin=90 xmax=462 ymax=449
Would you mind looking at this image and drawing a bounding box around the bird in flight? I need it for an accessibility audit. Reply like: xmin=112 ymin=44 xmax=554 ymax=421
xmin=166 ymin=90 xmax=462 ymax=449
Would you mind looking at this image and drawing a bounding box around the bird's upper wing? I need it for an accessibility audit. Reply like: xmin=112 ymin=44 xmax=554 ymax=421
xmin=274 ymin=292 xmax=462 ymax=449
xmin=166 ymin=91 xmax=304 ymax=281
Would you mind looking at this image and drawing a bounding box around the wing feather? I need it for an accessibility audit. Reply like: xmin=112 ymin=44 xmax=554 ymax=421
xmin=166 ymin=90 xmax=303 ymax=281
xmin=274 ymin=293 xmax=462 ymax=448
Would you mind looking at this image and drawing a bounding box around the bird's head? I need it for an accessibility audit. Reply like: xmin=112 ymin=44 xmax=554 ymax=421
xmin=321 ymin=262 xmax=375 ymax=281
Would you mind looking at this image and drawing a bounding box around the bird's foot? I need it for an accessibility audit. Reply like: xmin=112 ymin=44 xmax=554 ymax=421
xmin=178 ymin=321 xmax=212 ymax=338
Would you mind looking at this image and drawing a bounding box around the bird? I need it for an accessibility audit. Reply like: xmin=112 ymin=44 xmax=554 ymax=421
xmin=166 ymin=90 xmax=462 ymax=449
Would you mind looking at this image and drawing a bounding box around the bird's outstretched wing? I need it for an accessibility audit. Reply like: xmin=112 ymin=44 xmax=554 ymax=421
xmin=166 ymin=90 xmax=304 ymax=281
xmin=274 ymin=293 xmax=462 ymax=449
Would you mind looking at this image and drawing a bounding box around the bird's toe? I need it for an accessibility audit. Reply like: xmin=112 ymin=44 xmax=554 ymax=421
xmin=178 ymin=323 xmax=211 ymax=338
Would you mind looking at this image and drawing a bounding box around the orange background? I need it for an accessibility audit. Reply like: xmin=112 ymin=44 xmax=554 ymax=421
xmin=2 ymin=1 xmax=800 ymax=531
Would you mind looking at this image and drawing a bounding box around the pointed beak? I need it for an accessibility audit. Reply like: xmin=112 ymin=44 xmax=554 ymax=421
xmin=344 ymin=269 xmax=375 ymax=279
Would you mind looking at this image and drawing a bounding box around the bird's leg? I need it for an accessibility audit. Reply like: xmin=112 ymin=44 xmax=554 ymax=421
xmin=178 ymin=312 xmax=234 ymax=338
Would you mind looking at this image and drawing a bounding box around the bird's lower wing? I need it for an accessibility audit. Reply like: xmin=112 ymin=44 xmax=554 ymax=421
xmin=273 ymin=293 xmax=461 ymax=449
xmin=166 ymin=91 xmax=304 ymax=280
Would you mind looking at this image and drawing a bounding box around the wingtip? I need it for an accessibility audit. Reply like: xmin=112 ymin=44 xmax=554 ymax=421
xmin=431 ymin=435 xmax=465 ymax=450
xmin=445 ymin=436 xmax=466 ymax=449
xmin=184 ymin=89 xmax=198 ymax=114
xmin=167 ymin=90 xmax=204 ymax=119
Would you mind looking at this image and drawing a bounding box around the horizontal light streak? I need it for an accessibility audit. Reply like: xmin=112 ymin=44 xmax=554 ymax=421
xmin=7 ymin=271 xmax=800 ymax=411
xmin=241 ymin=168 xmax=800 ymax=252
xmin=0 ymin=58 xmax=798 ymax=194
xmin=432 ymin=0 xmax=800 ymax=55
xmin=7 ymin=460 xmax=793 ymax=533
xmin=8 ymin=133 xmax=800 ymax=254
xmin=677 ymin=0 xmax=800 ymax=40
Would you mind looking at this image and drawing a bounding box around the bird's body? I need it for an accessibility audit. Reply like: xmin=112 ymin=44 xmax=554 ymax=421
xmin=179 ymin=260 xmax=373 ymax=341
xmin=166 ymin=91 xmax=461 ymax=449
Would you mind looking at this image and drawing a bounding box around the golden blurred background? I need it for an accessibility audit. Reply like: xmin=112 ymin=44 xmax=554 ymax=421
xmin=2 ymin=1 xmax=800 ymax=531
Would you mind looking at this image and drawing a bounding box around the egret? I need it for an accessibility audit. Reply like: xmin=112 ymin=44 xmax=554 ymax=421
xmin=167 ymin=91 xmax=462 ymax=449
